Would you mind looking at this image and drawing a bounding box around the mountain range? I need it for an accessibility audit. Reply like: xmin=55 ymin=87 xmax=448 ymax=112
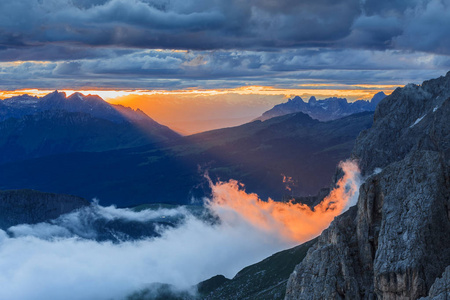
xmin=0 ymin=91 xmax=179 ymax=164
xmin=256 ymin=92 xmax=386 ymax=122
xmin=1 ymin=72 xmax=449 ymax=299
xmin=193 ymin=73 xmax=450 ymax=300
xmin=0 ymin=109 xmax=373 ymax=206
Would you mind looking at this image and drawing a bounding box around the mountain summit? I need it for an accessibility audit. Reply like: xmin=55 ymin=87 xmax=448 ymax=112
xmin=256 ymin=92 xmax=386 ymax=122
xmin=0 ymin=91 xmax=179 ymax=164
xmin=1 ymin=91 xmax=163 ymax=124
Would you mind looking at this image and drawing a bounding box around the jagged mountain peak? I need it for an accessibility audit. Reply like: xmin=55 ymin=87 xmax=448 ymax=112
xmin=256 ymin=93 xmax=386 ymax=122
xmin=0 ymin=90 xmax=180 ymax=164
xmin=289 ymin=96 xmax=304 ymax=103
xmin=67 ymin=92 xmax=87 ymax=101
xmin=371 ymin=91 xmax=386 ymax=100
xmin=1 ymin=91 xmax=139 ymax=124
xmin=353 ymin=71 xmax=450 ymax=176
xmin=42 ymin=90 xmax=66 ymax=100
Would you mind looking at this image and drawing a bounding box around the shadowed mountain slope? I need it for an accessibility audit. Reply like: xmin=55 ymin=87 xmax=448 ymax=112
xmin=0 ymin=111 xmax=373 ymax=206
xmin=0 ymin=91 xmax=179 ymax=164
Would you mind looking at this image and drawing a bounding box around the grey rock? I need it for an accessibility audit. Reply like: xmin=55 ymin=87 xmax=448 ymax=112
xmin=285 ymin=206 xmax=363 ymax=300
xmin=352 ymin=72 xmax=450 ymax=176
xmin=285 ymin=72 xmax=450 ymax=300
xmin=420 ymin=265 xmax=450 ymax=300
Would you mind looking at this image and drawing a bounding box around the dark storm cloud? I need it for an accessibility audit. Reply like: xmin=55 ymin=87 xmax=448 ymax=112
xmin=0 ymin=0 xmax=361 ymax=53
xmin=393 ymin=0 xmax=450 ymax=54
xmin=354 ymin=0 xmax=450 ymax=53
xmin=0 ymin=0 xmax=449 ymax=90
xmin=0 ymin=44 xmax=136 ymax=62
xmin=0 ymin=0 xmax=448 ymax=55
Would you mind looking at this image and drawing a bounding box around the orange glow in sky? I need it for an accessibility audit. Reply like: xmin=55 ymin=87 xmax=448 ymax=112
xmin=0 ymin=84 xmax=397 ymax=101
xmin=0 ymin=85 xmax=396 ymax=134
xmin=208 ymin=160 xmax=361 ymax=243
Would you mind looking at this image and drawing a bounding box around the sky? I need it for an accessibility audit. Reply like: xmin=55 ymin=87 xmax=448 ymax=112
xmin=1 ymin=0 xmax=450 ymax=131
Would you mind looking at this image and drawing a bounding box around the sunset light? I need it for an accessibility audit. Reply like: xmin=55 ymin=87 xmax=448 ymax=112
xmin=0 ymin=84 xmax=397 ymax=101
xmin=1 ymin=0 xmax=449 ymax=299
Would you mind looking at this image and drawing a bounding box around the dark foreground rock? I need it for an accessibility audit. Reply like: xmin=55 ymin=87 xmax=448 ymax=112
xmin=285 ymin=72 xmax=450 ymax=299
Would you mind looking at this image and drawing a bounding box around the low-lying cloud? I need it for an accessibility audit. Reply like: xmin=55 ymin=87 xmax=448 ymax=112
xmin=208 ymin=160 xmax=361 ymax=242
xmin=0 ymin=160 xmax=361 ymax=299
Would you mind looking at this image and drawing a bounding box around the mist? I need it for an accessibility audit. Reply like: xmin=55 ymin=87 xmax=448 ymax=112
xmin=0 ymin=160 xmax=360 ymax=299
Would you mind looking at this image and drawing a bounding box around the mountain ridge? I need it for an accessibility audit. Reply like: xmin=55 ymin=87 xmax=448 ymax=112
xmin=0 ymin=111 xmax=374 ymax=206
xmin=256 ymin=92 xmax=386 ymax=122
xmin=0 ymin=91 xmax=180 ymax=164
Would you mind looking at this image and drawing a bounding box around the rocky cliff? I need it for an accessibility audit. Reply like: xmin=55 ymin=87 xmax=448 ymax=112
xmin=285 ymin=72 xmax=450 ymax=299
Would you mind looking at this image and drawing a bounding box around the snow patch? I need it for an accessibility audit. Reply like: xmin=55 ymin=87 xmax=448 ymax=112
xmin=373 ymin=168 xmax=382 ymax=175
xmin=410 ymin=114 xmax=426 ymax=128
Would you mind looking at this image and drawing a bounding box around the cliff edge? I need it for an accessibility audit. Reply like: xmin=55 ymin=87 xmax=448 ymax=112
xmin=285 ymin=72 xmax=450 ymax=299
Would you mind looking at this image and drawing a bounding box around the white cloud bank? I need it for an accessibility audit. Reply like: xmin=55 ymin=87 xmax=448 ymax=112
xmin=0 ymin=160 xmax=361 ymax=299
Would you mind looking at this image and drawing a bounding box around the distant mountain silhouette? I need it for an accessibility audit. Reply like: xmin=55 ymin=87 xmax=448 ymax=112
xmin=0 ymin=91 xmax=179 ymax=164
xmin=256 ymin=92 xmax=386 ymax=122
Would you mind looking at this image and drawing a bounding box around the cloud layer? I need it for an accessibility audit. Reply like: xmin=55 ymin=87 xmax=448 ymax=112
xmin=1 ymin=0 xmax=449 ymax=54
xmin=0 ymin=0 xmax=449 ymax=90
xmin=0 ymin=161 xmax=361 ymax=299
xmin=1 ymin=48 xmax=449 ymax=90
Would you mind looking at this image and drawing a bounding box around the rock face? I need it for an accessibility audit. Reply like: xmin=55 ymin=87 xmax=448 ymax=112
xmin=256 ymin=92 xmax=385 ymax=122
xmin=285 ymin=72 xmax=450 ymax=299
xmin=420 ymin=266 xmax=450 ymax=300
xmin=0 ymin=189 xmax=89 ymax=229
xmin=353 ymin=75 xmax=450 ymax=176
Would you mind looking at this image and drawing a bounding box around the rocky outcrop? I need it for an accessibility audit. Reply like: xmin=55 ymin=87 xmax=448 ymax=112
xmin=353 ymin=73 xmax=450 ymax=176
xmin=285 ymin=72 xmax=450 ymax=300
xmin=0 ymin=189 xmax=89 ymax=229
xmin=420 ymin=266 xmax=450 ymax=299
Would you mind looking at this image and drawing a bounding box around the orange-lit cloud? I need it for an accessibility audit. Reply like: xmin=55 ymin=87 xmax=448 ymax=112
xmin=207 ymin=160 xmax=361 ymax=243
xmin=282 ymin=174 xmax=294 ymax=192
